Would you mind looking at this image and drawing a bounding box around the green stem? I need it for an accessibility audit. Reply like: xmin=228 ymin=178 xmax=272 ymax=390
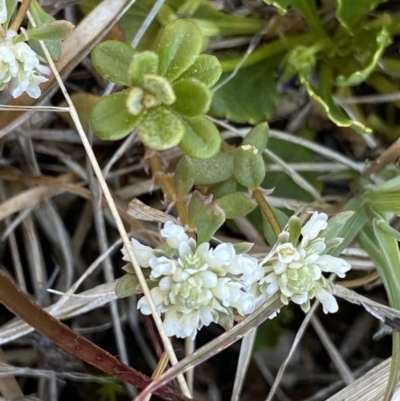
xmin=252 ymin=188 xmax=281 ymax=237
xmin=220 ymin=33 xmax=314 ymax=72
xmin=0 ymin=270 xmax=191 ymax=401
xmin=9 ymin=0 xmax=34 ymax=31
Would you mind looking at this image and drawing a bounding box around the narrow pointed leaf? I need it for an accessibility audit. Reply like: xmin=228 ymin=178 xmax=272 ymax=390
xmin=175 ymin=156 xmax=195 ymax=198
xmin=196 ymin=202 xmax=225 ymax=244
xmin=27 ymin=20 xmax=74 ymax=41
xmin=242 ymin=122 xmax=269 ymax=154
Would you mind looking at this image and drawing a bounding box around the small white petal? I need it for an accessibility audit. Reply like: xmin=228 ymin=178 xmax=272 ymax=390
xmin=159 ymin=276 xmax=172 ymax=291
xmin=317 ymin=255 xmax=351 ymax=278
xmin=160 ymin=221 xmax=188 ymax=248
xmin=301 ymin=212 xmax=328 ymax=240
xmin=315 ymin=283 xmax=338 ymax=313
xmin=229 ymin=254 xmax=259 ymax=275
xmin=199 ymin=270 xmax=218 ymax=288
xmin=122 ymin=238 xmax=155 ymax=267
xmin=150 ymin=256 xmax=177 ymax=278
xmin=0 ymin=0 xmax=7 ymax=24
xmin=291 ymin=293 xmax=309 ymax=305
xmin=274 ymin=261 xmax=287 ymax=275
xmin=206 ymin=243 xmax=236 ymax=268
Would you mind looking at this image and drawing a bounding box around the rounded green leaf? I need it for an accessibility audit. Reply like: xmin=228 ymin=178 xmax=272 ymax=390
xmin=178 ymin=115 xmax=221 ymax=159
xmin=172 ymin=78 xmax=211 ymax=116
xmin=115 ymin=274 xmax=140 ymax=298
xmin=175 ymin=156 xmax=195 ymax=198
xmin=179 ymin=54 xmax=222 ymax=87
xmin=233 ymin=145 xmax=265 ymax=190
xmin=138 ymin=107 xmax=184 ymax=150
xmin=90 ymin=90 xmax=141 ymax=140
xmin=242 ymin=122 xmax=269 ymax=154
xmin=129 ymin=51 xmax=159 ymax=86
xmin=216 ymin=192 xmax=257 ymax=219
xmin=192 ymin=152 xmax=234 ymax=185
xmin=91 ymin=41 xmax=135 ymax=86
xmin=143 ymin=75 xmax=176 ymax=105
xmin=158 ymin=20 xmax=202 ymax=82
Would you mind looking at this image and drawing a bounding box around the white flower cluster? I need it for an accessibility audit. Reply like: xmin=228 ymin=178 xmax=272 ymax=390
xmin=122 ymin=221 xmax=261 ymax=339
xmin=0 ymin=8 xmax=50 ymax=99
xmin=121 ymin=212 xmax=351 ymax=339
xmin=259 ymin=212 xmax=351 ymax=314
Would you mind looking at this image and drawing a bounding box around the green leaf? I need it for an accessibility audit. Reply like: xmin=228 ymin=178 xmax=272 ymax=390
xmin=300 ymin=67 xmax=371 ymax=134
xmin=192 ymin=152 xmax=234 ymax=185
xmin=336 ymin=28 xmax=391 ymax=86
xmin=211 ymin=60 xmax=279 ymax=124
xmin=321 ymin=211 xmax=355 ymax=254
xmin=138 ymin=106 xmax=184 ymax=150
xmin=158 ymin=19 xmax=202 ymax=82
xmin=27 ymin=20 xmax=74 ymax=41
xmin=174 ymin=156 xmax=195 ymax=198
xmin=115 ymin=274 xmax=140 ymax=298
xmin=262 ymin=207 xmax=289 ymax=246
xmin=242 ymin=122 xmax=269 ymax=154
xmin=216 ymin=192 xmax=257 ymax=219
xmin=29 ymin=0 xmax=62 ymax=60
xmin=196 ymin=202 xmax=225 ymax=244
xmin=208 ymin=177 xmax=237 ymax=199
xmin=91 ymin=41 xmax=135 ymax=86
xmin=363 ymin=190 xmax=400 ymax=215
xmin=178 ymin=115 xmax=221 ymax=159
xmin=188 ymin=190 xmax=208 ymax=229
xmin=233 ymin=146 xmax=265 ymax=191
xmin=90 ymin=91 xmax=141 ymax=140
xmin=336 ymin=0 xmax=388 ymax=33
xmin=129 ymin=51 xmax=159 ymax=86
xmin=172 ymin=78 xmax=211 ymax=116
xmin=179 ymin=54 xmax=222 ymax=87
xmin=143 ymin=75 xmax=176 ymax=105
xmin=4 ymin=0 xmax=17 ymax=29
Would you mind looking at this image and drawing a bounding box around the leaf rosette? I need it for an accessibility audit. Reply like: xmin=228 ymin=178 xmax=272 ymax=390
xmin=90 ymin=19 xmax=222 ymax=158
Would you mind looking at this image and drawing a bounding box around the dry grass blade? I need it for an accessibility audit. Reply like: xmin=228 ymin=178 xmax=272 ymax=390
xmin=0 ymin=348 xmax=24 ymax=400
xmin=230 ymin=328 xmax=257 ymax=401
xmin=334 ymin=285 xmax=400 ymax=330
xmin=326 ymin=358 xmax=393 ymax=401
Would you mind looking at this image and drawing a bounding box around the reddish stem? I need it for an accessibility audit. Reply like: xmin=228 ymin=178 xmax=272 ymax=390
xmin=0 ymin=270 xmax=192 ymax=401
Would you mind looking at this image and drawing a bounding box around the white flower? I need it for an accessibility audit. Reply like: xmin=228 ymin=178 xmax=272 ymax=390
xmin=0 ymin=30 xmax=49 ymax=99
xmin=121 ymin=238 xmax=155 ymax=268
xmin=130 ymin=222 xmax=259 ymax=339
xmin=160 ymin=220 xmax=189 ymax=248
xmin=259 ymin=212 xmax=351 ymax=314
xmin=0 ymin=0 xmax=7 ymax=24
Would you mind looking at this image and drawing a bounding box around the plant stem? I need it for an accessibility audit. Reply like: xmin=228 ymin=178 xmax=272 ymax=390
xmin=10 ymin=0 xmax=34 ymax=31
xmin=252 ymin=188 xmax=281 ymax=237
xmin=0 ymin=270 xmax=192 ymax=401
